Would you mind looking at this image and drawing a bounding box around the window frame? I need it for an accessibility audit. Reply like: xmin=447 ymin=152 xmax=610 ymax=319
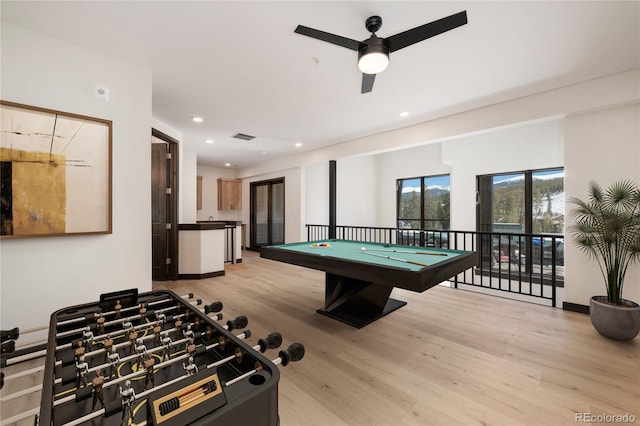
xmin=396 ymin=173 xmax=451 ymax=231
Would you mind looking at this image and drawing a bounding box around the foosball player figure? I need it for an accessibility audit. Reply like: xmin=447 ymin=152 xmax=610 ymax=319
xmin=174 ymin=318 xmax=183 ymax=338
xmin=76 ymin=355 xmax=89 ymax=388
xmin=74 ymin=340 xmax=85 ymax=364
xmin=82 ymin=327 xmax=94 ymax=351
xmin=139 ymin=304 xmax=147 ymax=325
xmin=156 ymin=311 xmax=166 ymax=324
xmin=122 ymin=320 xmax=133 ymax=338
xmin=96 ymin=313 xmax=106 ymax=335
xmin=183 ymin=356 xmax=198 ymax=376
xmin=107 ymin=346 xmax=120 ymax=378
xmin=135 ymin=338 xmax=147 ymax=369
xmin=186 ymin=337 xmax=196 ymax=358
xmin=194 ymin=317 xmax=201 ymax=331
xmin=91 ymin=368 xmax=105 ymax=410
xmin=153 ymin=321 xmax=162 ymax=346
xmin=184 ymin=324 xmax=194 ymax=340
xmin=144 ymin=353 xmax=155 ymax=390
xmin=184 ymin=309 xmax=191 ymax=322
xmin=161 ymin=331 xmax=172 ymax=362
xmin=102 ymin=334 xmax=113 ymax=362
xmin=128 ymin=329 xmax=138 ymax=354
xmin=119 ymin=380 xmax=136 ymax=426
xmin=114 ymin=300 xmax=122 ymax=319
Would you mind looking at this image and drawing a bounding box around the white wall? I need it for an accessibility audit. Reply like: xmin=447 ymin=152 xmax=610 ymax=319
xmin=564 ymin=104 xmax=640 ymax=306
xmin=0 ymin=22 xmax=153 ymax=331
xmin=181 ymin=149 xmax=198 ymax=224
xmin=241 ymin=168 xmax=302 ymax=244
xmin=336 ymin=156 xmax=379 ymax=226
xmin=196 ymin=165 xmax=242 ymax=222
xmin=441 ymin=119 xmax=564 ymax=231
xmin=376 ymin=143 xmax=450 ymax=227
xmin=303 ymin=162 xmax=329 ymax=226
xmin=151 ymin=117 xmax=191 ymax=224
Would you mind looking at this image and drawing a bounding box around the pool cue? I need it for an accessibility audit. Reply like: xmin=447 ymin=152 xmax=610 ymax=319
xmin=361 ymin=249 xmax=429 ymax=267
xmin=364 ymin=248 xmax=448 ymax=256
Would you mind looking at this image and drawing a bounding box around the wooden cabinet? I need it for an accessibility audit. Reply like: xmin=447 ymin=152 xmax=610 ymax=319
xmin=217 ymin=178 xmax=242 ymax=210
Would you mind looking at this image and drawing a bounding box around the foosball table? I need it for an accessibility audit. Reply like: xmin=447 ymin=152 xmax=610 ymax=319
xmin=3 ymin=289 xmax=304 ymax=425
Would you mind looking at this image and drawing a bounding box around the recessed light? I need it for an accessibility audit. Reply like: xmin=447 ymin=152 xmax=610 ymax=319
xmin=192 ymin=116 xmax=203 ymax=123
xmin=295 ymin=143 xmax=303 ymax=147
xmin=225 ymin=163 xmax=231 ymax=167
xmin=399 ymin=111 xmax=409 ymax=117
xmin=205 ymin=139 xmax=214 ymax=144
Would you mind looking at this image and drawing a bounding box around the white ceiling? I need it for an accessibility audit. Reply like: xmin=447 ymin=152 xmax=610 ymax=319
xmin=2 ymin=1 xmax=639 ymax=168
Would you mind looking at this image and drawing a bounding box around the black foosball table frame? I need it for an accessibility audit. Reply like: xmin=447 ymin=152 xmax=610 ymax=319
xmin=38 ymin=289 xmax=287 ymax=426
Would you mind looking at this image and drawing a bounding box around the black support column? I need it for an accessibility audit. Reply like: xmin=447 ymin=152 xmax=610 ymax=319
xmin=329 ymin=160 xmax=336 ymax=239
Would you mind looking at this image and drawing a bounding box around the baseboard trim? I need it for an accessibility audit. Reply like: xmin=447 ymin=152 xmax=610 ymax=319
xmin=178 ymin=271 xmax=225 ymax=280
xmin=563 ymin=301 xmax=589 ymax=314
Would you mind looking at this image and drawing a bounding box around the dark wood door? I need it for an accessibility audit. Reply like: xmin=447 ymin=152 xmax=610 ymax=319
xmin=250 ymin=178 xmax=284 ymax=248
xmin=152 ymin=142 xmax=168 ymax=280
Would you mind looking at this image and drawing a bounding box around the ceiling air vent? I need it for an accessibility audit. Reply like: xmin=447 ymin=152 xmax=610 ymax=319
xmin=232 ymin=133 xmax=255 ymax=141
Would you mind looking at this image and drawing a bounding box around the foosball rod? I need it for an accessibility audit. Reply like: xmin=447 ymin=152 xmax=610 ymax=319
xmin=0 ymin=305 xmax=221 ymax=368
xmin=88 ymin=300 xmax=222 ymax=343
xmin=55 ymin=293 xmax=196 ymax=328
xmin=0 ymin=294 xmax=197 ymax=345
xmin=60 ymin=333 xmax=288 ymax=426
xmin=225 ymin=342 xmax=305 ymax=386
xmin=55 ymin=298 xmax=205 ymax=340
xmin=55 ymin=332 xmax=254 ymax=423
xmin=13 ymin=324 xmax=230 ymax=409
xmin=53 ymin=329 xmax=252 ymax=407
xmin=128 ymin=342 xmax=305 ymax=426
xmin=78 ymin=310 xmax=234 ymax=368
xmin=1 ymin=365 xmax=47 ymax=386
xmin=0 ymin=406 xmax=40 ymax=426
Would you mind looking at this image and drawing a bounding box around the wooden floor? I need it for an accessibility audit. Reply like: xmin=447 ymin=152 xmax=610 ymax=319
xmin=1 ymin=250 xmax=637 ymax=426
xmin=154 ymin=250 xmax=639 ymax=426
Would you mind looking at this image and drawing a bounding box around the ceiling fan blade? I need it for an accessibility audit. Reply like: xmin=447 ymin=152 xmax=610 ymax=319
xmin=385 ymin=11 xmax=467 ymax=53
xmin=294 ymin=25 xmax=361 ymax=51
xmin=361 ymin=73 xmax=376 ymax=94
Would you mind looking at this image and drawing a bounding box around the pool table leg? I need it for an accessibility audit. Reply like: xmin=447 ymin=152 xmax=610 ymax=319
xmin=316 ymin=273 xmax=407 ymax=328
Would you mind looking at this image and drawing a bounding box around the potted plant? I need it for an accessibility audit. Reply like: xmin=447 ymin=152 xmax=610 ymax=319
xmin=569 ymin=180 xmax=640 ymax=340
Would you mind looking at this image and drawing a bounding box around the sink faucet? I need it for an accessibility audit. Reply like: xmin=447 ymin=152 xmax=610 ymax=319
xmin=209 ymin=216 xmax=214 ymax=221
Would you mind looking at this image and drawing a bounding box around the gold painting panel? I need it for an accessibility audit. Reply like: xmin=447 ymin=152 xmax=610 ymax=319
xmin=0 ymin=101 xmax=112 ymax=238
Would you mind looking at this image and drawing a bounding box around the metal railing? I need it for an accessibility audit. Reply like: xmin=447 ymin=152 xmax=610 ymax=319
xmin=306 ymin=224 xmax=563 ymax=307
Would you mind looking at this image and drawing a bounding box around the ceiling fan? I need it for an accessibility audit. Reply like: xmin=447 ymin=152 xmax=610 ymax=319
xmin=294 ymin=11 xmax=468 ymax=93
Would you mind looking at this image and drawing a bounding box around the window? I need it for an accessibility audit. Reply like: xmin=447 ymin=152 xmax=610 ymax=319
xmin=397 ymin=175 xmax=450 ymax=246
xmin=477 ymin=168 xmax=564 ymax=277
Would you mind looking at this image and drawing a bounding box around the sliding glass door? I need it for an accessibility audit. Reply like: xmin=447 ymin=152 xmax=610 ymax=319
xmin=251 ymin=178 xmax=284 ymax=248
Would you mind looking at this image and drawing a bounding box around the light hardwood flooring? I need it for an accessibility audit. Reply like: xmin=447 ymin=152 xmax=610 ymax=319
xmin=155 ymin=250 xmax=639 ymax=426
xmin=1 ymin=250 xmax=638 ymax=426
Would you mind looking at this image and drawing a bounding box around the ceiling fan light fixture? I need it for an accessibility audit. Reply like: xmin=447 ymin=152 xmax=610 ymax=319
xmin=358 ymin=51 xmax=389 ymax=74
xmin=358 ymin=37 xmax=389 ymax=74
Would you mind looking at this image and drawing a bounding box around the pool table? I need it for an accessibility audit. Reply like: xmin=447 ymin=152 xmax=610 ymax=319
xmin=260 ymin=239 xmax=476 ymax=328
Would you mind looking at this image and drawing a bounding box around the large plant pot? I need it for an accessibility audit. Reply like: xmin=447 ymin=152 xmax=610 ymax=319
xmin=590 ymin=296 xmax=640 ymax=341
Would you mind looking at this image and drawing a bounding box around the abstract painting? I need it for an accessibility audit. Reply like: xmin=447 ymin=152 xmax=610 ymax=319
xmin=0 ymin=101 xmax=112 ymax=238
